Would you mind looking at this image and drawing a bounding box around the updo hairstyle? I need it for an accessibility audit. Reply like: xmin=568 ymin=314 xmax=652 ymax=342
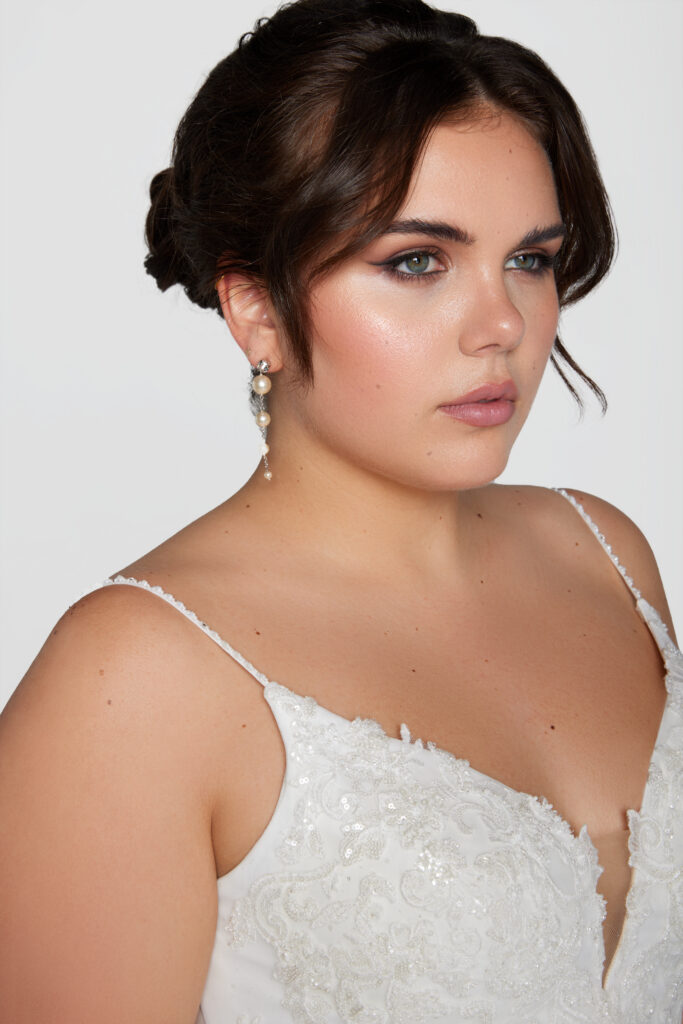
xmin=145 ymin=0 xmax=614 ymax=406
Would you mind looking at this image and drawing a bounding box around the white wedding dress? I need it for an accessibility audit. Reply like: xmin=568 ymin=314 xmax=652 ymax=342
xmin=103 ymin=489 xmax=683 ymax=1022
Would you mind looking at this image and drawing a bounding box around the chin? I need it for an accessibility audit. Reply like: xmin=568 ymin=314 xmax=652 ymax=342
xmin=380 ymin=448 xmax=512 ymax=494
xmin=424 ymin=439 xmax=513 ymax=493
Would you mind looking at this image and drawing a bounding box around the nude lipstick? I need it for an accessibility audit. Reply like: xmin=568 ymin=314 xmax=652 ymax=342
xmin=439 ymin=380 xmax=517 ymax=426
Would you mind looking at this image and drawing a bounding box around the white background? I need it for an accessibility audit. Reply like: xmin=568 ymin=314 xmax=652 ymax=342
xmin=1 ymin=0 xmax=681 ymax=709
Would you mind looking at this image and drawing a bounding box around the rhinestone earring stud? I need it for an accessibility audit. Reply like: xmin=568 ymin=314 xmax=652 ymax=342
xmin=251 ymin=360 xmax=273 ymax=480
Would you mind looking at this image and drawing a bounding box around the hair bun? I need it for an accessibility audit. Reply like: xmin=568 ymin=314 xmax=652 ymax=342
xmin=144 ymin=167 xmax=186 ymax=293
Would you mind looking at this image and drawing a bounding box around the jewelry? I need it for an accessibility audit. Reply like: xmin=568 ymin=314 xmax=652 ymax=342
xmin=250 ymin=360 xmax=273 ymax=480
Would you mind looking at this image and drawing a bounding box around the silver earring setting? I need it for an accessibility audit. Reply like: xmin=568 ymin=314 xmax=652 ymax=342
xmin=251 ymin=360 xmax=273 ymax=480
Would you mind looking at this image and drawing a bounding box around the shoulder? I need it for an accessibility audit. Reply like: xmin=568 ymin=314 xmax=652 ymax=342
xmin=490 ymin=484 xmax=677 ymax=641
xmin=0 ymin=583 xmax=235 ymax=1021
xmin=1 ymin=579 xmax=251 ymax=811
xmin=14 ymin=579 xmax=229 ymax=711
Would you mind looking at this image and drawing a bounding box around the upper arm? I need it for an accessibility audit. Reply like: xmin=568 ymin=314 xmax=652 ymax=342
xmin=561 ymin=488 xmax=678 ymax=646
xmin=0 ymin=586 xmax=222 ymax=1024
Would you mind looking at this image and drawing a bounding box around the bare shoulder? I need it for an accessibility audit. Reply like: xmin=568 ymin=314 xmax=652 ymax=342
xmin=5 ymin=581 xmax=232 ymax=732
xmin=0 ymin=583 xmax=246 ymax=1023
xmin=1 ymin=580 xmax=256 ymax=812
xmin=557 ymin=487 xmax=676 ymax=639
xmin=488 ymin=483 xmax=677 ymax=643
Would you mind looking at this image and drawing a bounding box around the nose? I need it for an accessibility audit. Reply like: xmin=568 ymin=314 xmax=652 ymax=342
xmin=457 ymin=278 xmax=525 ymax=356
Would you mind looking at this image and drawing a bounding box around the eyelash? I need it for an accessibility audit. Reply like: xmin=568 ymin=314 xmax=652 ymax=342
xmin=379 ymin=248 xmax=557 ymax=283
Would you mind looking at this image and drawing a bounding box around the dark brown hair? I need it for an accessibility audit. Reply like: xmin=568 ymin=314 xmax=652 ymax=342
xmin=145 ymin=0 xmax=614 ymax=408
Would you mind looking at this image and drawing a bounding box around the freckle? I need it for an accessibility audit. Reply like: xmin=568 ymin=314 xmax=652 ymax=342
xmin=550 ymin=724 xmax=556 ymax=730
xmin=426 ymin=451 xmax=432 ymax=456
xmin=51 ymin=627 xmax=59 ymax=637
xmin=517 ymin=502 xmax=522 ymax=507
xmin=107 ymin=699 xmax=112 ymax=706
xmin=245 ymin=504 xmax=251 ymax=509
xmin=476 ymin=512 xmax=483 ymax=519
xmin=384 ymin=631 xmax=389 ymax=637
xmin=480 ymin=579 xmax=484 ymax=584
xmin=484 ymin=658 xmax=489 ymax=663
xmin=411 ymin=668 xmax=416 ymax=673
xmin=99 ymin=668 xmax=104 ymax=677
xmin=376 ymin=383 xmax=381 ymax=389
xmin=415 ymin=626 xmax=419 ymax=631
xmin=255 ymin=630 xmax=261 ymax=635
xmin=241 ymin=723 xmax=247 ymax=729
xmin=567 ymin=588 xmax=572 ymax=593
xmin=575 ymin=541 xmax=580 ymax=547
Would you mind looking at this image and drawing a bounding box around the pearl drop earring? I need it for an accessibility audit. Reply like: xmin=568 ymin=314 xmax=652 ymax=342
xmin=251 ymin=360 xmax=273 ymax=480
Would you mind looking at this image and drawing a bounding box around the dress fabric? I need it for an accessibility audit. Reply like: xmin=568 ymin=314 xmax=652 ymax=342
xmin=101 ymin=489 xmax=683 ymax=1023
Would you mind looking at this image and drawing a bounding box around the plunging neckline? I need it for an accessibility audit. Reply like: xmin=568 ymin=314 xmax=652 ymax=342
xmin=101 ymin=564 xmax=681 ymax=998
xmin=252 ymin=594 xmax=677 ymax=992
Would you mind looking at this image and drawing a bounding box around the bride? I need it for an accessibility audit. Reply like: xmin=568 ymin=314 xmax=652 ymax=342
xmin=1 ymin=1 xmax=681 ymax=1021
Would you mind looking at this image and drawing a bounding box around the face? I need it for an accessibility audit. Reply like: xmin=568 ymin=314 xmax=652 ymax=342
xmin=278 ymin=109 xmax=563 ymax=491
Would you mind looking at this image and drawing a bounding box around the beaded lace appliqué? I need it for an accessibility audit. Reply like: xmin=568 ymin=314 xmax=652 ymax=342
xmin=219 ymin=685 xmax=612 ymax=1022
xmin=214 ymin=667 xmax=683 ymax=1023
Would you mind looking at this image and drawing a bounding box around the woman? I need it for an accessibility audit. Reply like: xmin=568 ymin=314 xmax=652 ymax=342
xmin=1 ymin=0 xmax=681 ymax=1021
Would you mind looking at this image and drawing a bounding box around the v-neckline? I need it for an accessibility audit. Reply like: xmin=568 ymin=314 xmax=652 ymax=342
xmin=102 ymin=564 xmax=681 ymax=995
xmin=259 ymin=594 xmax=679 ymax=993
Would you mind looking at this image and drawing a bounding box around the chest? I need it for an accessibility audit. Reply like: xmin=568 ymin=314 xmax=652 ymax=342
xmin=239 ymin=570 xmax=667 ymax=839
xmin=202 ymin=546 xmax=681 ymax=1015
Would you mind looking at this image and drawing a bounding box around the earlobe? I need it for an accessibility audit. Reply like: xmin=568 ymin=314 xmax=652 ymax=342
xmin=216 ymin=273 xmax=285 ymax=371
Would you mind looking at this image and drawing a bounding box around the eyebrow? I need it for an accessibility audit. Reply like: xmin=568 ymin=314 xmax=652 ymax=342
xmin=383 ymin=219 xmax=474 ymax=245
xmin=382 ymin=219 xmax=566 ymax=248
xmin=518 ymin=223 xmax=567 ymax=247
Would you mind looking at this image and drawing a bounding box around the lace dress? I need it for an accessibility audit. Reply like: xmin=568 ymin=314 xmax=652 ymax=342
xmin=101 ymin=489 xmax=683 ymax=1022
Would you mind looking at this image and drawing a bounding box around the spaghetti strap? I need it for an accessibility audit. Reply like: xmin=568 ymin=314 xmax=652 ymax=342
xmin=553 ymin=487 xmax=642 ymax=602
xmin=99 ymin=575 xmax=272 ymax=687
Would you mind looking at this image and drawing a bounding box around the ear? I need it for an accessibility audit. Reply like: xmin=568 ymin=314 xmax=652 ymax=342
xmin=216 ymin=273 xmax=285 ymax=372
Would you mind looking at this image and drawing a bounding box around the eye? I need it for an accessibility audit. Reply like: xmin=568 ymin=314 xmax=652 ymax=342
xmin=504 ymin=252 xmax=555 ymax=275
xmin=380 ymin=248 xmax=445 ymax=280
xmin=397 ymin=252 xmax=435 ymax=275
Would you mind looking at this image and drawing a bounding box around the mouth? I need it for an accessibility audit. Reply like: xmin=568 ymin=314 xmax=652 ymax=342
xmin=439 ymin=379 xmax=518 ymax=427
xmin=450 ymin=380 xmax=518 ymax=405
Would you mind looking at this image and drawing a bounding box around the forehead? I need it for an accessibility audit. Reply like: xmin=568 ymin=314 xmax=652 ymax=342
xmin=401 ymin=111 xmax=560 ymax=227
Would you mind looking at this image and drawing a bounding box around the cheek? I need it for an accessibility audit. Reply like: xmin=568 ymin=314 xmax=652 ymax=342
xmin=540 ymin=293 xmax=560 ymax=356
xmin=518 ymin=283 xmax=560 ymax=363
xmin=309 ymin=284 xmax=429 ymax=392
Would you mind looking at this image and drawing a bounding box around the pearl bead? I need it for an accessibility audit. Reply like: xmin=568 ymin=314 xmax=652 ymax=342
xmin=255 ymin=410 xmax=271 ymax=428
xmin=261 ymin=443 xmax=270 ymax=455
xmin=251 ymin=374 xmax=272 ymax=395
xmin=264 ymin=470 xmax=273 ymax=481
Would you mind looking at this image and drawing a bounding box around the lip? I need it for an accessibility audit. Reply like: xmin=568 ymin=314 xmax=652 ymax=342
xmin=439 ymin=379 xmax=518 ymax=427
xmin=449 ymin=380 xmax=518 ymax=405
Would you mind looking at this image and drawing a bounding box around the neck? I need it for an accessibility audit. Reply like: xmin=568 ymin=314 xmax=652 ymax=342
xmin=233 ymin=427 xmax=489 ymax=586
